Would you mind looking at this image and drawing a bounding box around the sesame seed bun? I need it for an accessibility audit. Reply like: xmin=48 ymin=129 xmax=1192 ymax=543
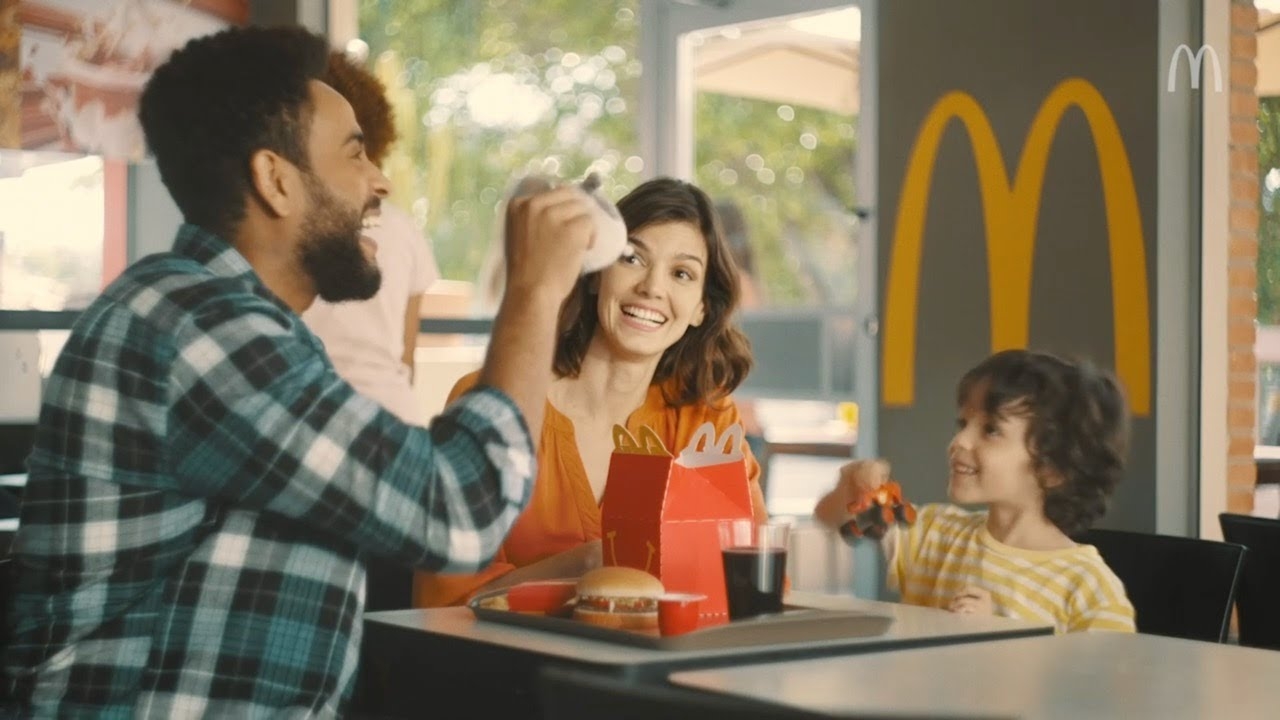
xmin=572 ymin=566 xmax=663 ymax=630
xmin=574 ymin=566 xmax=665 ymax=599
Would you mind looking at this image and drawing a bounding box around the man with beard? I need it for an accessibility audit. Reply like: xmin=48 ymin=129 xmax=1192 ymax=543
xmin=303 ymin=50 xmax=439 ymax=428
xmin=1 ymin=25 xmax=593 ymax=717
xmin=302 ymin=50 xmax=442 ymax=614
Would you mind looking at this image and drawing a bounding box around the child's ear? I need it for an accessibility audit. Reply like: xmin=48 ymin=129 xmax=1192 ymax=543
xmin=1039 ymin=469 xmax=1065 ymax=490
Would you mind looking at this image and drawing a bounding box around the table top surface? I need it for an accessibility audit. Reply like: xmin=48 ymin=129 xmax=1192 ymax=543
xmin=668 ymin=630 xmax=1280 ymax=719
xmin=364 ymin=591 xmax=1051 ymax=668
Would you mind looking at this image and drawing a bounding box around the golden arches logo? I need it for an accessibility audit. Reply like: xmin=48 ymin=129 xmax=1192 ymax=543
xmin=882 ymin=77 xmax=1151 ymax=416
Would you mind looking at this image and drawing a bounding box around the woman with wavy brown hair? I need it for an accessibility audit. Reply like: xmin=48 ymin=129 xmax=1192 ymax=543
xmin=413 ymin=176 xmax=766 ymax=607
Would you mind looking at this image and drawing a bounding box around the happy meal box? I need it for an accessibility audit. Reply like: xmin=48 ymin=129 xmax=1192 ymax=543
xmin=599 ymin=422 xmax=754 ymax=618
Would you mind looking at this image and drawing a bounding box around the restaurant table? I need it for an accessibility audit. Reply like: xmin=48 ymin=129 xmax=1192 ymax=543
xmin=668 ymin=630 xmax=1280 ymax=719
xmin=352 ymin=591 xmax=1051 ymax=718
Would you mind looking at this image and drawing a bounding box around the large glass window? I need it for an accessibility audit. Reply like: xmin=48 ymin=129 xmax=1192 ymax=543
xmin=690 ymin=11 xmax=860 ymax=310
xmin=356 ymin=0 xmax=644 ymax=414
xmin=355 ymin=3 xmax=865 ymax=490
xmin=0 ymin=151 xmax=108 ymax=311
xmin=358 ymin=0 xmax=643 ymax=313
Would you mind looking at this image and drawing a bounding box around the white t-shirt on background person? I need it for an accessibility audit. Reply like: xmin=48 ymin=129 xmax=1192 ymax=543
xmin=303 ymin=202 xmax=439 ymax=425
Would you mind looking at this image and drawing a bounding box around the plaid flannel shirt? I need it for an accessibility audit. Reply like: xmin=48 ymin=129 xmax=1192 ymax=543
xmin=1 ymin=225 xmax=534 ymax=718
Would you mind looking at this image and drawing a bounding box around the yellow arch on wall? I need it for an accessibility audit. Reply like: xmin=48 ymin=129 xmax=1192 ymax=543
xmin=882 ymin=77 xmax=1151 ymax=416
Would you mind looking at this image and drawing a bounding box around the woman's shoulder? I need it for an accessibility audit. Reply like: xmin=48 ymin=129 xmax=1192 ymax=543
xmin=624 ymin=382 xmax=732 ymax=449
xmin=456 ymin=372 xmax=571 ymax=433
xmin=644 ymin=381 xmax=741 ymax=425
xmin=446 ymin=369 xmax=483 ymax=404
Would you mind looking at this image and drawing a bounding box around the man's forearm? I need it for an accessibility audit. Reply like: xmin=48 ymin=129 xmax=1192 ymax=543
xmin=477 ymin=289 xmax=562 ymax=441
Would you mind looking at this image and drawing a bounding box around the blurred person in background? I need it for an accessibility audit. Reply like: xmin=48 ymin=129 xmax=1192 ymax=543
xmin=714 ymin=199 xmax=764 ymax=308
xmin=714 ymin=198 xmax=768 ymax=491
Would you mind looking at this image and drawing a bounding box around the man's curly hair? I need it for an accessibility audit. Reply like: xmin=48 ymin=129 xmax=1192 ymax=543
xmin=957 ymin=349 xmax=1130 ymax=536
xmin=138 ymin=25 xmax=329 ymax=239
xmin=323 ymin=50 xmax=398 ymax=167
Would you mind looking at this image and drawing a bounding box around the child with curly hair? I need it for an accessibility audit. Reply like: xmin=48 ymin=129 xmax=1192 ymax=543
xmin=814 ymin=349 xmax=1135 ymax=633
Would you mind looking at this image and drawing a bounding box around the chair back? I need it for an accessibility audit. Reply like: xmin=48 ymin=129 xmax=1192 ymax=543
xmin=1 ymin=557 xmax=12 ymax=702
xmin=1075 ymin=528 xmax=1246 ymax=642
xmin=364 ymin=557 xmax=413 ymax=612
xmin=1219 ymin=513 xmax=1280 ymax=649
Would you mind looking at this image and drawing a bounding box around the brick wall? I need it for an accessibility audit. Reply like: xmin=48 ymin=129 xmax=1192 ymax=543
xmin=1228 ymin=0 xmax=1260 ymax=512
xmin=0 ymin=0 xmax=17 ymax=149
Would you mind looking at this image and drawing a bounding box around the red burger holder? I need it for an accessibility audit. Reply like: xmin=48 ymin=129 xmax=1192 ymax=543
xmin=599 ymin=422 xmax=754 ymax=620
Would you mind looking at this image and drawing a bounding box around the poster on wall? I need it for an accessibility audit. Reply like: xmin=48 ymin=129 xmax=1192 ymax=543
xmin=18 ymin=0 xmax=248 ymax=160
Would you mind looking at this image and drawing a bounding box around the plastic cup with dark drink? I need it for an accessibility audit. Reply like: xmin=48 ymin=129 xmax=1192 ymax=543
xmin=717 ymin=519 xmax=790 ymax=620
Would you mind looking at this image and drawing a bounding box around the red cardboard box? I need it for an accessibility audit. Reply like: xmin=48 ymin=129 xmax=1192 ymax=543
xmin=599 ymin=422 xmax=754 ymax=618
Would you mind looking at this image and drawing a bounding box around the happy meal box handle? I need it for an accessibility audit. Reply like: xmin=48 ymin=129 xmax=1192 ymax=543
xmin=612 ymin=424 xmax=670 ymax=456
xmin=678 ymin=422 xmax=745 ymax=467
xmin=716 ymin=423 xmax=744 ymax=456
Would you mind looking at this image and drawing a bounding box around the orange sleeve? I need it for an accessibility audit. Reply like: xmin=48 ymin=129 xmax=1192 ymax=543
xmin=445 ymin=369 xmax=482 ymax=406
xmin=413 ymin=369 xmax=513 ymax=608
xmin=413 ymin=549 xmax=517 ymax=608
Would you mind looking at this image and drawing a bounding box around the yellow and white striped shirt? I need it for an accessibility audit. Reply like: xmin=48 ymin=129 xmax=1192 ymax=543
xmin=887 ymin=504 xmax=1135 ymax=633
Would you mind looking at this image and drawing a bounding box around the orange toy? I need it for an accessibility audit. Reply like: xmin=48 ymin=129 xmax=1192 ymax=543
xmin=839 ymin=480 xmax=917 ymax=542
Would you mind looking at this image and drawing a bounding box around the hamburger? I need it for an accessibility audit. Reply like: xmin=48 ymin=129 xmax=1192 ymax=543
xmin=572 ymin=566 xmax=663 ymax=630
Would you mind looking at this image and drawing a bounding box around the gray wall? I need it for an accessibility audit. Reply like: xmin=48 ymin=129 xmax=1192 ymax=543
xmin=875 ymin=0 xmax=1166 ymax=530
xmin=127 ymin=161 xmax=182 ymax=261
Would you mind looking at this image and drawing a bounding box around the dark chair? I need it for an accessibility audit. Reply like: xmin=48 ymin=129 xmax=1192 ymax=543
xmin=1075 ymin=528 xmax=1246 ymax=642
xmin=0 ymin=489 xmax=18 ymax=519
xmin=1219 ymin=513 xmax=1280 ymax=650
xmin=1 ymin=557 xmax=12 ymax=703
xmin=364 ymin=557 xmax=413 ymax=612
xmin=0 ymin=425 xmax=35 ymax=475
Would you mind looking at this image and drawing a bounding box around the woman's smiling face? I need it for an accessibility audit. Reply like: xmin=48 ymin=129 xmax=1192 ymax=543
xmin=594 ymin=220 xmax=707 ymax=362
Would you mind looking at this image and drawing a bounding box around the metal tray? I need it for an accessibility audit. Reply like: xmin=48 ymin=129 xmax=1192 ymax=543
xmin=468 ymin=589 xmax=894 ymax=651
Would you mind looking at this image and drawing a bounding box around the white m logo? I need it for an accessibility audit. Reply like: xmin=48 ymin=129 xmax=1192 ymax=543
xmin=1167 ymin=44 xmax=1223 ymax=92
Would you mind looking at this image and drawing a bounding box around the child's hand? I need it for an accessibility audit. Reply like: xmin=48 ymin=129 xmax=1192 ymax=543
xmin=814 ymin=459 xmax=892 ymax=531
xmin=837 ymin=458 xmax=892 ymax=509
xmin=948 ymin=585 xmax=995 ymax=616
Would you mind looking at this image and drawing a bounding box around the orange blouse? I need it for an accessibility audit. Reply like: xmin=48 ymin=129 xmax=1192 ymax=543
xmin=412 ymin=371 xmax=769 ymax=607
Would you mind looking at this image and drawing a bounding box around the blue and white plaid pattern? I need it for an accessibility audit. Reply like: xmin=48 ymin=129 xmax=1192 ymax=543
xmin=2 ymin=224 xmax=534 ymax=717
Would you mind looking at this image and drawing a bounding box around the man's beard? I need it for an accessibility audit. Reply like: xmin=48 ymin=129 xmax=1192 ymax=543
xmin=297 ymin=172 xmax=382 ymax=302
